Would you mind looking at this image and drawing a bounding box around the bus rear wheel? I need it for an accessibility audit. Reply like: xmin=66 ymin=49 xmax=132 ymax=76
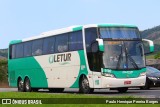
xmin=24 ymin=77 xmax=32 ymax=92
xmin=117 ymin=87 xmax=128 ymax=93
xmin=18 ymin=78 xmax=24 ymax=92
xmin=79 ymin=76 xmax=91 ymax=94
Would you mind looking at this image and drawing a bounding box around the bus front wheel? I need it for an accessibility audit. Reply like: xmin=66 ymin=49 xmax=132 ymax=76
xmin=140 ymin=79 xmax=150 ymax=90
xmin=24 ymin=77 xmax=32 ymax=92
xmin=18 ymin=78 xmax=24 ymax=92
xmin=79 ymin=76 xmax=91 ymax=94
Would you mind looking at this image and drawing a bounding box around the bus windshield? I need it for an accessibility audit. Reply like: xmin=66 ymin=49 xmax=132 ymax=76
xmin=102 ymin=41 xmax=145 ymax=70
xmin=99 ymin=27 xmax=141 ymax=39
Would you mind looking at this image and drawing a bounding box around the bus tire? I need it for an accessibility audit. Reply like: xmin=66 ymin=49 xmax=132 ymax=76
xmin=140 ymin=79 xmax=150 ymax=90
xmin=90 ymin=88 xmax=94 ymax=93
xmin=79 ymin=75 xmax=91 ymax=94
xmin=18 ymin=78 xmax=24 ymax=92
xmin=117 ymin=87 xmax=128 ymax=93
xmin=24 ymin=77 xmax=32 ymax=92
xmin=49 ymin=88 xmax=64 ymax=93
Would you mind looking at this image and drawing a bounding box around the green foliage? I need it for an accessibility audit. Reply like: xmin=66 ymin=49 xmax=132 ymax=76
xmin=154 ymin=52 xmax=160 ymax=59
xmin=141 ymin=25 xmax=160 ymax=52
xmin=0 ymin=48 xmax=8 ymax=58
xmin=0 ymin=59 xmax=8 ymax=82
xmin=146 ymin=54 xmax=155 ymax=59
xmin=141 ymin=25 xmax=160 ymax=39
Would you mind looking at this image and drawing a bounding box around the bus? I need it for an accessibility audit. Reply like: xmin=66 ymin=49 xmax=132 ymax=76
xmin=8 ymin=24 xmax=154 ymax=93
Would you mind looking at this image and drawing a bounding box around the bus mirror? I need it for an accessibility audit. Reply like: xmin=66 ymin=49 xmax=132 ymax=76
xmin=96 ymin=39 xmax=104 ymax=52
xmin=142 ymin=39 xmax=154 ymax=54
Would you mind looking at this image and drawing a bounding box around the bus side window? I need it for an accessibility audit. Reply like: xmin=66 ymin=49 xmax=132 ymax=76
xmin=15 ymin=43 xmax=24 ymax=58
xmin=10 ymin=45 xmax=16 ymax=59
xmin=43 ymin=37 xmax=55 ymax=54
xmin=85 ymin=28 xmax=100 ymax=71
xmin=32 ymin=39 xmax=43 ymax=56
xmin=69 ymin=31 xmax=83 ymax=51
xmin=24 ymin=42 xmax=32 ymax=57
xmin=85 ymin=28 xmax=97 ymax=52
xmin=55 ymin=33 xmax=68 ymax=53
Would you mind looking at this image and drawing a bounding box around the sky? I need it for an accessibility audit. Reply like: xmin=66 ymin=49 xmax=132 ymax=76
xmin=0 ymin=0 xmax=160 ymax=49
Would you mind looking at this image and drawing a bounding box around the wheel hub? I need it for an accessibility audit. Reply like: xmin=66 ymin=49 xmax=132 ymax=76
xmin=19 ymin=81 xmax=23 ymax=89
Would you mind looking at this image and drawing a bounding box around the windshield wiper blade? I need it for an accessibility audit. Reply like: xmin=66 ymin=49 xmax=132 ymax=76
xmin=127 ymin=53 xmax=139 ymax=70
xmin=116 ymin=45 xmax=123 ymax=69
xmin=116 ymin=53 xmax=122 ymax=69
xmin=123 ymin=41 xmax=139 ymax=70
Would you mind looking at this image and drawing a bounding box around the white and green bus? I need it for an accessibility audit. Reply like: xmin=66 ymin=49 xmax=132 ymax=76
xmin=8 ymin=24 xmax=154 ymax=93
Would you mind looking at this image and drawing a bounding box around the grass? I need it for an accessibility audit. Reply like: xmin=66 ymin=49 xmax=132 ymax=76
xmin=0 ymin=92 xmax=133 ymax=98
xmin=146 ymin=51 xmax=160 ymax=59
xmin=0 ymin=92 xmax=160 ymax=107
xmin=146 ymin=54 xmax=155 ymax=59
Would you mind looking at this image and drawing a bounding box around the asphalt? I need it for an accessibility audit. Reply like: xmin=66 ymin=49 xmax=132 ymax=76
xmin=0 ymin=87 xmax=160 ymax=98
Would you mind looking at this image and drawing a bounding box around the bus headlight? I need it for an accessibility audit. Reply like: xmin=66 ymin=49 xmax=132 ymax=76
xmin=148 ymin=77 xmax=157 ymax=80
xmin=139 ymin=72 xmax=146 ymax=76
xmin=103 ymin=73 xmax=115 ymax=78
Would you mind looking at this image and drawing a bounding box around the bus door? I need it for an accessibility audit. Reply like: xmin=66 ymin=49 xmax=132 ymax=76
xmin=90 ymin=52 xmax=102 ymax=88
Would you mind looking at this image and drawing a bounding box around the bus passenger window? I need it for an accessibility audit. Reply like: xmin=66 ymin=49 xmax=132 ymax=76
xmin=43 ymin=37 xmax=55 ymax=54
xmin=10 ymin=45 xmax=16 ymax=59
xmin=55 ymin=33 xmax=68 ymax=53
xmin=69 ymin=31 xmax=83 ymax=51
xmin=24 ymin=42 xmax=32 ymax=57
xmin=15 ymin=43 xmax=23 ymax=58
xmin=32 ymin=39 xmax=43 ymax=56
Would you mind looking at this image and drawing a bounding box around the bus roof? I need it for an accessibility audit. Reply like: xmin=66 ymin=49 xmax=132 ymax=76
xmin=10 ymin=23 xmax=137 ymax=45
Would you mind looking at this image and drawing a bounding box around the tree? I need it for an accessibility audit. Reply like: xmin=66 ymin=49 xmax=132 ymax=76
xmin=154 ymin=52 xmax=160 ymax=59
xmin=0 ymin=59 xmax=8 ymax=82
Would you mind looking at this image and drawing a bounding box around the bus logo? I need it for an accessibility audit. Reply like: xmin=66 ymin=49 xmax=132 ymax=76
xmin=49 ymin=55 xmax=54 ymax=63
xmin=2 ymin=99 xmax=11 ymax=104
xmin=49 ymin=53 xmax=71 ymax=64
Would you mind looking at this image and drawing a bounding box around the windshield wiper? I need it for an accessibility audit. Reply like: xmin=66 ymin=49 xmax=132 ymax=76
xmin=116 ymin=44 xmax=123 ymax=69
xmin=126 ymin=52 xmax=139 ymax=70
xmin=124 ymin=41 xmax=140 ymax=70
xmin=116 ymin=42 xmax=139 ymax=70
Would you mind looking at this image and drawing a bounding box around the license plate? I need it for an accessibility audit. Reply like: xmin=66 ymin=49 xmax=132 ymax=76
xmin=124 ymin=81 xmax=131 ymax=85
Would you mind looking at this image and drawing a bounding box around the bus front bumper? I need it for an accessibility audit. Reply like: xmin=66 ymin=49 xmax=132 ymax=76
xmin=101 ymin=76 xmax=146 ymax=88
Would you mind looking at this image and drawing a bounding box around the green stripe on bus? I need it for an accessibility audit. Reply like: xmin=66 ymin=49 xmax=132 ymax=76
xmin=72 ymin=26 xmax=83 ymax=31
xmin=103 ymin=68 xmax=146 ymax=78
xmin=8 ymin=57 xmax=48 ymax=88
xmin=98 ymin=24 xmax=137 ymax=28
xmin=70 ymin=50 xmax=88 ymax=88
xmin=150 ymin=46 xmax=154 ymax=52
xmin=99 ymin=45 xmax=104 ymax=51
xmin=9 ymin=40 xmax=22 ymax=45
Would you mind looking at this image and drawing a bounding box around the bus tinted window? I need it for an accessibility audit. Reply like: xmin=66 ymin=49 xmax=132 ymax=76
xmin=85 ymin=28 xmax=100 ymax=71
xmin=24 ymin=42 xmax=32 ymax=57
xmin=55 ymin=34 xmax=68 ymax=53
xmin=16 ymin=43 xmax=23 ymax=58
xmin=69 ymin=31 xmax=83 ymax=51
xmin=99 ymin=27 xmax=141 ymax=39
xmin=43 ymin=37 xmax=55 ymax=54
xmin=32 ymin=39 xmax=43 ymax=56
xmin=11 ymin=45 xmax=16 ymax=59
xmin=85 ymin=28 xmax=97 ymax=52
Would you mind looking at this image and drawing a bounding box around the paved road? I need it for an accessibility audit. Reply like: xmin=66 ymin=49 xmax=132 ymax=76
xmin=0 ymin=88 xmax=160 ymax=98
